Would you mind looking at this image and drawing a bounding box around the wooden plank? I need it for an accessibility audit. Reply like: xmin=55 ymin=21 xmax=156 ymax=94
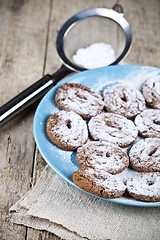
xmin=121 ymin=0 xmax=160 ymax=67
xmin=0 ymin=0 xmax=51 ymax=239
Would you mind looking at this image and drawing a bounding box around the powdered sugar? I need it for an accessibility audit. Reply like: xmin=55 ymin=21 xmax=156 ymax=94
xmin=129 ymin=138 xmax=160 ymax=172
xmin=47 ymin=110 xmax=88 ymax=150
xmin=115 ymin=167 xmax=138 ymax=185
xmin=85 ymin=167 xmax=126 ymax=193
xmin=117 ymin=69 xmax=160 ymax=90
xmin=88 ymin=113 xmax=138 ymax=147
xmin=127 ymin=172 xmax=160 ymax=200
xmin=103 ymin=83 xmax=146 ymax=119
xmin=134 ymin=109 xmax=160 ymax=138
xmin=55 ymin=83 xmax=104 ymax=119
xmin=142 ymin=74 xmax=160 ymax=109
xmin=73 ymin=42 xmax=116 ymax=69
xmin=91 ymin=68 xmax=160 ymax=93
xmin=76 ymin=141 xmax=129 ymax=174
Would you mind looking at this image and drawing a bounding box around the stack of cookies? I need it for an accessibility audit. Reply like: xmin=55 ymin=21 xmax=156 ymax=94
xmin=46 ymin=75 xmax=160 ymax=202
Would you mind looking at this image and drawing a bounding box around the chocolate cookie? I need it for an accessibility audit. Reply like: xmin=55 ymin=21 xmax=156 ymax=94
xmin=88 ymin=113 xmax=138 ymax=147
xmin=127 ymin=172 xmax=160 ymax=202
xmin=129 ymin=138 xmax=160 ymax=172
xmin=46 ymin=110 xmax=88 ymax=150
xmin=103 ymin=83 xmax=146 ymax=119
xmin=134 ymin=109 xmax=160 ymax=138
xmin=73 ymin=167 xmax=126 ymax=199
xmin=76 ymin=141 xmax=129 ymax=174
xmin=55 ymin=83 xmax=104 ymax=120
xmin=142 ymin=75 xmax=160 ymax=109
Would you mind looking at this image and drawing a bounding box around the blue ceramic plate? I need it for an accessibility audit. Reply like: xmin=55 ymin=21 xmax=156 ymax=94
xmin=33 ymin=65 xmax=160 ymax=207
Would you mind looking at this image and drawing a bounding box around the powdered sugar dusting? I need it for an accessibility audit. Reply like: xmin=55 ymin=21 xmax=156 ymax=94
xmin=134 ymin=109 xmax=160 ymax=138
xmin=103 ymin=83 xmax=146 ymax=119
xmin=120 ymin=69 xmax=160 ymax=90
xmin=88 ymin=113 xmax=138 ymax=147
xmin=85 ymin=168 xmax=126 ymax=192
xmin=129 ymin=138 xmax=160 ymax=172
xmin=47 ymin=111 xmax=88 ymax=149
xmin=55 ymin=83 xmax=104 ymax=119
xmin=142 ymin=74 xmax=160 ymax=109
xmin=115 ymin=167 xmax=138 ymax=185
xmin=91 ymin=67 xmax=160 ymax=93
xmin=73 ymin=42 xmax=116 ymax=69
xmin=77 ymin=141 xmax=129 ymax=174
xmin=55 ymin=148 xmax=73 ymax=163
xmin=127 ymin=172 xmax=160 ymax=199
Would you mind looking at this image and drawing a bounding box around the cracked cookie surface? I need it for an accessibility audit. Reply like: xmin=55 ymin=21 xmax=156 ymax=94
xmin=142 ymin=75 xmax=160 ymax=109
xmin=129 ymin=138 xmax=160 ymax=172
xmin=55 ymin=83 xmax=104 ymax=120
xmin=46 ymin=110 xmax=88 ymax=150
xmin=134 ymin=109 xmax=160 ymax=138
xmin=103 ymin=83 xmax=146 ymax=119
xmin=76 ymin=141 xmax=129 ymax=174
xmin=127 ymin=172 xmax=160 ymax=202
xmin=88 ymin=113 xmax=138 ymax=147
xmin=73 ymin=167 xmax=126 ymax=199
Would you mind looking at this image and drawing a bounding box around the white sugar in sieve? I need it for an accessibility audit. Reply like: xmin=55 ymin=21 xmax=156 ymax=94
xmin=57 ymin=4 xmax=132 ymax=71
xmin=0 ymin=3 xmax=132 ymax=126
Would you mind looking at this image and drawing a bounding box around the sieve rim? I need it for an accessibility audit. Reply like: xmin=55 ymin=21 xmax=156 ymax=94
xmin=56 ymin=7 xmax=132 ymax=71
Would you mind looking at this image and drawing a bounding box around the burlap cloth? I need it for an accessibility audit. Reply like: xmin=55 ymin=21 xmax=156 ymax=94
xmin=10 ymin=165 xmax=160 ymax=240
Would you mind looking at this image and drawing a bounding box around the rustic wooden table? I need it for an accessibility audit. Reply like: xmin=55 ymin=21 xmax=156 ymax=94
xmin=0 ymin=0 xmax=160 ymax=239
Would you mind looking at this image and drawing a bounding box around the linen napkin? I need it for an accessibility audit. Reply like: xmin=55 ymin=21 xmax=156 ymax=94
xmin=10 ymin=165 xmax=160 ymax=240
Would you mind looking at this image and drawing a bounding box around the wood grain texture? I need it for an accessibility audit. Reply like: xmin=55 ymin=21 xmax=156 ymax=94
xmin=120 ymin=0 xmax=160 ymax=67
xmin=0 ymin=0 xmax=51 ymax=239
xmin=0 ymin=0 xmax=160 ymax=239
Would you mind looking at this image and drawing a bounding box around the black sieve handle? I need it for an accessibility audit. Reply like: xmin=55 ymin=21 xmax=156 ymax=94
xmin=0 ymin=65 xmax=73 ymax=127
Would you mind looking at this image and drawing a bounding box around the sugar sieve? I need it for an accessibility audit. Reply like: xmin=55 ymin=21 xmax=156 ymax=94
xmin=0 ymin=3 xmax=132 ymax=126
